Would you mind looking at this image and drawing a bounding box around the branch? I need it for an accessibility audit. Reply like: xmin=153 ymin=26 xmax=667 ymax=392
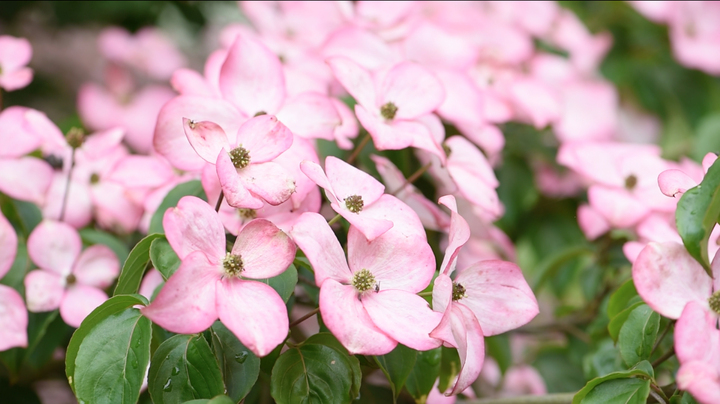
xmin=462 ymin=393 xmax=575 ymax=404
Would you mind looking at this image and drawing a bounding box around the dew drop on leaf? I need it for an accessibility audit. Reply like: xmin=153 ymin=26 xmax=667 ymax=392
xmin=163 ymin=378 xmax=173 ymax=392
xmin=171 ymin=366 xmax=180 ymax=375
xmin=234 ymin=351 xmax=248 ymax=363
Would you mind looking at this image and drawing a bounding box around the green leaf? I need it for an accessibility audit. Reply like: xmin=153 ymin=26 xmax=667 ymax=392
xmin=608 ymin=301 xmax=644 ymax=342
xmin=607 ymin=279 xmax=638 ymax=320
xmin=405 ymin=348 xmax=441 ymax=403
xmin=210 ymin=322 xmax=260 ymax=403
xmin=437 ymin=346 xmax=460 ymax=393
xmin=0 ymin=240 xmax=29 ymax=290
xmin=692 ymin=113 xmax=720 ymax=161
xmin=0 ymin=196 xmax=42 ymax=237
xmin=485 ymin=334 xmax=512 ymax=373
xmin=676 ymin=158 xmax=720 ymax=275
xmin=579 ymin=378 xmax=651 ymax=404
xmin=618 ymin=304 xmax=660 ymax=367
xmin=149 ymin=180 xmax=207 ymax=234
xmin=66 ymin=294 xmax=148 ymax=393
xmin=256 ymin=264 xmax=297 ymax=303
xmin=182 ymin=396 xmax=235 ymax=404
xmin=79 ymin=228 xmax=130 ymax=264
xmin=373 ymin=344 xmax=417 ymax=401
xmin=270 ymin=343 xmax=355 ymax=404
xmin=303 ymin=333 xmax=362 ymax=400
xmin=573 ymin=367 xmax=653 ymax=404
xmin=150 ymin=237 xmax=181 ymax=281
xmin=114 ymin=233 xmax=163 ymax=296
xmin=148 ymin=334 xmax=225 ymax=404
xmin=74 ymin=309 xmax=152 ymax=404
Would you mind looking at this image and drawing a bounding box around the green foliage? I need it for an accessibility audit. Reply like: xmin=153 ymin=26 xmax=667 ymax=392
xmin=573 ymin=361 xmax=653 ymax=404
xmin=405 ymin=348 xmax=441 ymax=403
xmin=618 ymin=305 xmax=660 ymax=367
xmin=256 ymin=264 xmax=298 ymax=303
xmin=374 ymin=344 xmax=417 ymax=401
xmin=148 ymin=180 xmax=207 ymax=235
xmin=209 ymin=322 xmax=260 ymax=403
xmin=114 ymin=233 xmax=163 ymax=295
xmin=150 ymin=237 xmax=181 ymax=281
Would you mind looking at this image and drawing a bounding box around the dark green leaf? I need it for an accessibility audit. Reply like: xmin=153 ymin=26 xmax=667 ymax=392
xmin=210 ymin=322 xmax=260 ymax=403
xmin=0 ymin=240 xmax=29 ymax=290
xmin=149 ymin=180 xmax=207 ymax=234
xmin=579 ymin=378 xmax=651 ymax=404
xmin=486 ymin=334 xmax=512 ymax=373
xmin=692 ymin=114 xmax=720 ymax=161
xmin=0 ymin=196 xmax=42 ymax=237
xmin=405 ymin=348 xmax=441 ymax=402
xmin=150 ymin=237 xmax=181 ymax=281
xmin=0 ymin=378 xmax=41 ymax=404
xmin=114 ymin=233 xmax=163 ymax=295
xmin=182 ymin=394 xmax=235 ymax=404
xmin=608 ymin=301 xmax=644 ymax=342
xmin=66 ymin=294 xmax=148 ymax=393
xmin=270 ymin=344 xmax=355 ymax=404
xmin=148 ymin=334 xmax=225 ymax=404
xmin=303 ymin=333 xmax=362 ymax=400
xmin=573 ymin=366 xmax=653 ymax=404
xmin=79 ymin=228 xmax=130 ymax=264
xmin=256 ymin=264 xmax=297 ymax=303
xmin=373 ymin=344 xmax=417 ymax=401
xmin=74 ymin=309 xmax=152 ymax=404
xmin=607 ymin=279 xmax=638 ymax=320
xmin=676 ymin=158 xmax=720 ymax=275
xmin=618 ymin=304 xmax=660 ymax=367
xmin=438 ymin=346 xmax=460 ymax=393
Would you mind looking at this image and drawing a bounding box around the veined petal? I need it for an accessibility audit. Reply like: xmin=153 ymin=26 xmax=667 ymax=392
xmin=0 ymin=285 xmax=28 ymax=350
xmin=658 ymin=168 xmax=697 ymax=197
xmin=0 ymin=157 xmax=53 ymax=205
xmin=319 ymin=279 xmax=397 ymax=355
xmin=141 ymin=251 xmax=219 ymax=334
xmin=27 ymin=220 xmax=81 ymax=276
xmin=325 ymin=156 xmax=385 ymax=205
xmin=216 ymin=151 xmax=264 ymax=209
xmin=0 ymin=212 xmax=18 ymax=279
xmin=337 ymin=203 xmax=394 ymax=243
xmin=675 ymin=301 xmax=720 ymax=366
xmin=237 ymin=162 xmax=296 ymax=206
xmin=448 ymin=304 xmax=485 ymax=396
xmin=60 ymin=285 xmax=108 ymax=328
xmin=73 ymin=245 xmax=120 ymax=289
xmin=290 ymin=212 xmax=352 ymax=286
xmin=236 ymin=115 xmax=293 ymax=163
xmin=24 ymin=270 xmax=65 ymax=312
xmin=163 ymin=195 xmax=226 ymax=263
xmin=326 ymin=56 xmax=376 ymax=110
xmin=432 ymin=274 xmax=453 ymax=314
xmin=676 ymin=361 xmax=720 ymax=404
xmin=216 ymin=279 xmax=289 ymax=357
xmin=276 ymin=92 xmax=341 ymax=140
xmin=232 ymin=219 xmax=295 ymax=279
xmin=438 ymin=195 xmax=470 ymax=276
xmin=380 ymin=62 xmax=445 ymax=120
xmin=299 ymin=160 xmax=333 ymax=195
xmin=183 ymin=118 xmax=232 ymax=164
xmin=363 ymin=290 xmax=442 ymax=351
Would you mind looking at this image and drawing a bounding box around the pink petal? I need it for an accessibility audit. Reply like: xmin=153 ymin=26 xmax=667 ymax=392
xmin=322 ymin=27 xmax=396 ymax=71
xmin=588 ymin=186 xmax=649 ymax=228
xmin=326 ymin=56 xmax=377 ymax=110
xmin=0 ymin=106 xmax=42 ymax=157
xmin=91 ymin=182 xmax=143 ymax=234
xmin=216 ymin=279 xmax=289 ymax=357
xmin=432 ymin=274 xmax=453 ymax=315
xmin=363 ymin=290 xmax=442 ymax=351
xmin=73 ymin=245 xmax=120 ymax=289
xmin=28 ymin=220 xmax=81 ymax=276
xmin=454 ymin=260 xmax=539 ymax=336
xmin=59 ymin=285 xmax=108 ymax=328
xmin=41 ymin=173 xmax=92 ymax=229
xmin=380 ymin=62 xmax=445 ymax=120
xmin=675 ymin=301 xmax=720 ymax=366
xmin=276 ymin=92 xmax=341 ymax=140
xmin=299 ymin=160 xmax=334 ymax=195
xmin=0 ymin=157 xmax=53 ymax=205
xmin=216 ymin=151 xmax=264 ymax=209
xmin=163 ymin=195 xmax=226 ymax=263
xmin=290 ymin=213 xmax=352 ymax=286
xmin=632 ymin=242 xmax=712 ymax=319
xmin=106 ymin=155 xmax=175 ymax=189
xmin=448 ymin=304 xmax=485 ymax=396
xmin=24 ymin=270 xmax=65 ymax=312
xmin=183 ymin=118 xmax=232 ymax=164
xmin=231 ymin=219 xmax=295 ymax=279
xmin=0 ymin=66 xmax=32 ymax=91
xmin=446 ymin=136 xmax=498 ymax=188
xmin=434 ymin=69 xmax=484 ymax=127
xmin=139 ymin=269 xmax=164 ymax=300
xmin=358 ymin=110 xmax=412 ymax=150
xmin=319 ymin=279 xmax=397 ymax=355
xmin=235 ymin=115 xmax=293 ymax=163
xmin=336 ymin=201 xmax=394 ymax=243
xmin=438 ymin=195 xmax=471 ymax=276
xmin=171 ymin=68 xmax=214 ymax=97
xmin=658 ymin=169 xmax=697 ymax=198
xmin=0 ymin=285 xmax=28 ymax=350
xmin=332 ymin=98 xmax=359 ymax=149
xmin=219 ymin=35 xmax=286 ymax=116
xmin=141 ymin=251 xmax=219 ymax=334
xmin=0 ymin=36 xmax=32 ymax=72
xmin=676 ymin=361 xmax=720 ymax=404
xmin=326 ymin=156 xmax=385 ymax=206
xmin=0 ymin=212 xmax=18 ymax=279
xmin=623 ymin=241 xmax=646 ymax=264
xmin=702 ymin=153 xmax=718 ymax=174
xmin=237 ymin=162 xmax=296 ymax=206
xmin=577 ymin=204 xmax=610 ymax=241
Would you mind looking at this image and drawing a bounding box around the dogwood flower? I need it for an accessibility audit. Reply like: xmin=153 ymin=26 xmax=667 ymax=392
xmin=0 ymin=35 xmax=33 ymax=91
xmin=0 ymin=212 xmax=27 ymax=351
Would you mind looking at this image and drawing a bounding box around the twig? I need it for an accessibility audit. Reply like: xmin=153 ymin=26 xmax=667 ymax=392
xmin=327 ymin=214 xmax=342 ymax=226
xmin=214 ymin=190 xmax=224 ymax=212
xmin=650 ymin=320 xmax=675 ymax=356
xmin=651 ymin=347 xmax=675 ymax=368
xmin=289 ymin=307 xmax=319 ymax=328
xmin=58 ymin=148 xmax=76 ymax=222
xmin=346 ymin=133 xmax=371 ymax=165
xmin=462 ymin=393 xmax=575 ymax=404
xmin=391 ymin=162 xmax=432 ymax=196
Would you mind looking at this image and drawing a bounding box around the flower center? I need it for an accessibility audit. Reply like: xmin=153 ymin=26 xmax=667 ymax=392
xmin=254 ymin=111 xmax=267 ymax=117
xmin=66 ymin=127 xmax=85 ymax=149
xmin=345 ymin=195 xmax=364 ymax=213
xmin=380 ymin=102 xmax=398 ymax=120
xmin=625 ymin=175 xmax=638 ymax=190
xmin=237 ymin=209 xmax=257 ymax=220
xmin=44 ymin=154 xmax=64 ymax=170
xmin=90 ymin=173 xmax=100 ymax=184
xmin=66 ymin=274 xmax=77 ymax=286
xmin=452 ymin=282 xmax=467 ymax=301
xmin=229 ymin=146 xmax=251 ymax=169
xmin=443 ymin=143 xmax=452 ymax=158
xmin=709 ymin=291 xmax=720 ymax=315
xmin=223 ymin=252 xmax=244 ymax=277
xmin=352 ymin=268 xmax=376 ymax=293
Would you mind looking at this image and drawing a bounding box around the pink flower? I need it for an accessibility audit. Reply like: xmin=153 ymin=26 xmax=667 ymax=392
xmin=0 ymin=211 xmax=27 ymax=351
xmin=290 ymin=198 xmax=440 ymax=355
xmin=141 ymin=196 xmax=296 ymax=357
xmin=24 ymin=220 xmax=119 ymax=328
xmin=98 ymin=27 xmax=186 ymax=80
xmin=0 ymin=35 xmax=33 ymax=91
xmin=674 ymin=301 xmax=720 ymax=404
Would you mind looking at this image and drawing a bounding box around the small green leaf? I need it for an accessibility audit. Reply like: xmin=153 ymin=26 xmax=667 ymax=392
xmin=580 ymin=378 xmax=651 ymax=404
xmin=150 ymin=237 xmax=181 ymax=281
xmin=210 ymin=322 xmax=260 ymax=403
xmin=618 ymin=304 xmax=660 ymax=367
xmin=66 ymin=294 xmax=148 ymax=393
xmin=607 ymin=279 xmax=638 ymax=320
xmin=114 ymin=234 xmax=163 ymax=296
xmin=182 ymin=395 xmax=235 ymax=404
xmin=438 ymin=346 xmax=460 ymax=393
xmin=303 ymin=333 xmax=362 ymax=400
xmin=0 ymin=196 xmax=42 ymax=237
xmin=148 ymin=334 xmax=225 ymax=404
xmin=256 ymin=264 xmax=297 ymax=303
xmin=608 ymin=301 xmax=644 ymax=342
xmin=1 ymin=240 xmax=29 ymax=289
xmin=676 ymin=158 xmax=720 ymax=275
xmin=405 ymin=348 xmax=441 ymax=403
xmin=374 ymin=344 xmax=417 ymax=401
xmin=149 ymin=180 xmax=207 ymax=234
xmin=573 ymin=367 xmax=653 ymax=404
xmin=79 ymin=228 xmax=130 ymax=264
xmin=74 ymin=309 xmax=152 ymax=404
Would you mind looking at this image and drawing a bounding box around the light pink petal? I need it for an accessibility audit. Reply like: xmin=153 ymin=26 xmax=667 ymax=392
xmin=219 ymin=35 xmax=285 ymax=116
xmin=216 ymin=151 xmax=264 ymax=209
xmin=354 ymin=104 xmax=410 ymax=150
xmin=675 ymin=301 xmax=720 ymax=366
xmin=0 ymin=36 xmax=32 ymax=71
xmin=509 ymin=79 xmax=560 ymax=129
xmin=237 ymin=162 xmax=296 ymax=206
xmin=432 ymin=274 xmax=453 ymax=315
xmin=42 ymin=174 xmax=92 ymax=229
xmin=162 ymin=195 xmax=226 ymax=263
xmin=141 ymin=251 xmax=218 ymax=334
xmin=235 ymin=115 xmax=293 ymax=163
xmin=404 ymin=23 xmax=477 ymax=70
xmin=588 ymin=186 xmax=649 ymax=229
xmin=434 ymin=69 xmax=484 ymax=127
xmin=326 ymin=56 xmax=376 ymax=110
xmin=0 ymin=106 xmax=42 ymax=157
xmin=446 ymin=136 xmax=498 ymax=188
xmin=0 ymin=66 xmax=32 ymax=92
xmin=337 ymin=202 xmax=394 ymax=243
xmin=90 ymin=182 xmax=143 ymax=234
xmin=677 ymin=361 xmax=720 ymax=404
xmin=216 ymin=279 xmax=288 ymax=357
xmin=658 ymin=169 xmax=697 ymax=198
xmin=448 ymin=304 xmax=485 ymax=396
xmin=0 ymin=285 xmax=28 ymax=350
xmin=276 ymin=92 xmax=341 ymax=140
xmin=457 ymin=124 xmax=505 ymax=162
xmin=299 ymin=160 xmax=334 ymax=195
xmin=28 ymin=220 xmax=81 ymax=276
xmin=702 ymin=153 xmax=718 ymax=174
xmin=331 ymin=98 xmax=359 ymax=149
xmin=325 ymin=156 xmax=384 ymax=205
xmin=170 ymin=68 xmax=214 ymax=97
xmin=623 ymin=241 xmax=646 ymax=264
xmin=24 ymin=270 xmax=65 ymax=312
xmin=319 ymin=279 xmax=397 ymax=355
xmin=429 ymin=302 xmax=457 ymax=350
xmin=59 ymin=285 xmax=108 ymax=328
xmin=438 ymin=195 xmax=471 ymax=276
xmin=231 ymin=219 xmax=295 ymax=279
xmin=73 ymin=245 xmax=120 ymax=289
xmin=454 ymin=260 xmax=539 ymax=336
xmin=322 ymin=27 xmax=396 ymax=71
xmin=0 ymin=212 xmax=18 ymax=279
xmin=0 ymin=157 xmax=53 ymax=205
xmin=139 ymin=269 xmax=164 ymax=300
xmin=380 ymin=62 xmax=445 ymax=120
xmin=501 ymin=365 xmax=547 ymax=396
xmin=632 ymin=242 xmax=712 ymax=319
xmin=183 ymin=118 xmax=232 ymax=164
xmin=290 ymin=213 xmax=352 ymax=286
xmin=363 ymin=290 xmax=442 ymax=351
xmin=577 ymin=204 xmax=610 ymax=241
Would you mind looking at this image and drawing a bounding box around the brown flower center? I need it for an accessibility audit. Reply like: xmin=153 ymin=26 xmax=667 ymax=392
xmin=380 ymin=102 xmax=398 ymax=120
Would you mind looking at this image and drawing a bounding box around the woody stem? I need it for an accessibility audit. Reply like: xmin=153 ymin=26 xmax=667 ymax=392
xmin=289 ymin=308 xmax=319 ymax=328
xmin=58 ymin=148 xmax=76 ymax=222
